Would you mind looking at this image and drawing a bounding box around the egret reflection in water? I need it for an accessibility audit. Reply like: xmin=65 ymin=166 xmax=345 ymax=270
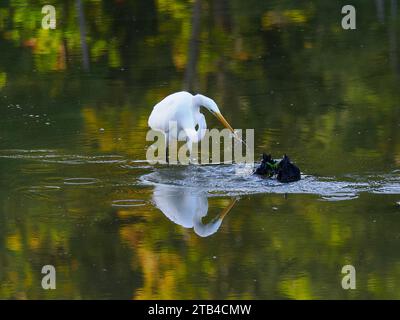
xmin=152 ymin=185 xmax=237 ymax=237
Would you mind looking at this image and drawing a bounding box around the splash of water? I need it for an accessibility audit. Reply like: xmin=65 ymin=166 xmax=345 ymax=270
xmin=140 ymin=163 xmax=400 ymax=200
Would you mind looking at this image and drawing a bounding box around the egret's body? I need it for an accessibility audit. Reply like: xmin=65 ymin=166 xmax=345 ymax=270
xmin=148 ymin=91 xmax=234 ymax=162
xmin=153 ymin=185 xmax=237 ymax=237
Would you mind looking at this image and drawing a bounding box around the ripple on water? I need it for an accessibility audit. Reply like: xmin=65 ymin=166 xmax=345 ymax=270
xmin=63 ymin=178 xmax=99 ymax=185
xmin=111 ymin=199 xmax=147 ymax=207
xmin=0 ymin=149 xmax=127 ymax=165
xmin=18 ymin=185 xmax=61 ymax=201
xmin=28 ymin=185 xmax=61 ymax=191
xmin=320 ymin=193 xmax=359 ymax=201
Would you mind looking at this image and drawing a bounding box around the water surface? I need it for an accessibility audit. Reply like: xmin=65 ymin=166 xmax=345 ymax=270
xmin=0 ymin=0 xmax=400 ymax=299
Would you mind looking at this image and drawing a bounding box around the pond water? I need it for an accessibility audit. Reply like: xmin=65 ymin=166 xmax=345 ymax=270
xmin=0 ymin=0 xmax=400 ymax=299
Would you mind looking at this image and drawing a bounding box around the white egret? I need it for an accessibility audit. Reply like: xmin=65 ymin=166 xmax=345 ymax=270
xmin=152 ymin=185 xmax=237 ymax=237
xmin=148 ymin=91 xmax=236 ymax=162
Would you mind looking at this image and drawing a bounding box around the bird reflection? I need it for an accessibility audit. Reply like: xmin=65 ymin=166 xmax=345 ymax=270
xmin=152 ymin=185 xmax=237 ymax=237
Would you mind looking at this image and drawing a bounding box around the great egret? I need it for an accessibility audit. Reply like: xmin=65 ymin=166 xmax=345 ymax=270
xmin=148 ymin=91 xmax=236 ymax=162
xmin=152 ymin=184 xmax=237 ymax=237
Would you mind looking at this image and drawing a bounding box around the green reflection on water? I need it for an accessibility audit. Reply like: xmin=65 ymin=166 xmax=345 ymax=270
xmin=0 ymin=0 xmax=400 ymax=299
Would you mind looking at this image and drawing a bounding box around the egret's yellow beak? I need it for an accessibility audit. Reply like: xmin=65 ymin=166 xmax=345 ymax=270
xmin=213 ymin=111 xmax=245 ymax=146
xmin=214 ymin=112 xmax=235 ymax=134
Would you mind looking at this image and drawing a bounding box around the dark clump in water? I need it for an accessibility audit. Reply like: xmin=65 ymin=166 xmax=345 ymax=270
xmin=254 ymin=153 xmax=301 ymax=183
xmin=254 ymin=153 xmax=277 ymax=177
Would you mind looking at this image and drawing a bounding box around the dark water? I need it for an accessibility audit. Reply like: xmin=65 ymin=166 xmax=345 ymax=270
xmin=0 ymin=0 xmax=400 ymax=299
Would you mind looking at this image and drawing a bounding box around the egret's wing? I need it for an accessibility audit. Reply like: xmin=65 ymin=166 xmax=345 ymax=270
xmin=148 ymin=92 xmax=193 ymax=132
xmin=148 ymin=99 xmax=176 ymax=132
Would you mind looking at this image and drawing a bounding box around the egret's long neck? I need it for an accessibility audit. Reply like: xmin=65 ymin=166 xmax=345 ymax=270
xmin=194 ymin=93 xmax=246 ymax=148
xmin=193 ymin=94 xmax=219 ymax=113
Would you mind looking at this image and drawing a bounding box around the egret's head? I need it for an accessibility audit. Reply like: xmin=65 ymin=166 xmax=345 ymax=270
xmin=194 ymin=94 xmax=235 ymax=134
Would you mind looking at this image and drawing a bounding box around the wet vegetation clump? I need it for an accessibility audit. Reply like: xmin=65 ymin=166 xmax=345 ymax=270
xmin=254 ymin=153 xmax=301 ymax=182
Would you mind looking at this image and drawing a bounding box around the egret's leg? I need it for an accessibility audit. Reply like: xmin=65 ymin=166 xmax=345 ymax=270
xmin=165 ymin=138 xmax=169 ymax=164
xmin=183 ymin=129 xmax=198 ymax=164
xmin=165 ymin=134 xmax=169 ymax=164
xmin=187 ymin=140 xmax=194 ymax=164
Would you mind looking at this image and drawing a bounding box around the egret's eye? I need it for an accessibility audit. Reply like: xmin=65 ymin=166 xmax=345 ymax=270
xmin=195 ymin=124 xmax=199 ymax=130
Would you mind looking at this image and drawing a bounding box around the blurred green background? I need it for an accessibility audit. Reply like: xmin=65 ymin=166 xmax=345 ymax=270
xmin=0 ymin=0 xmax=399 ymax=299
